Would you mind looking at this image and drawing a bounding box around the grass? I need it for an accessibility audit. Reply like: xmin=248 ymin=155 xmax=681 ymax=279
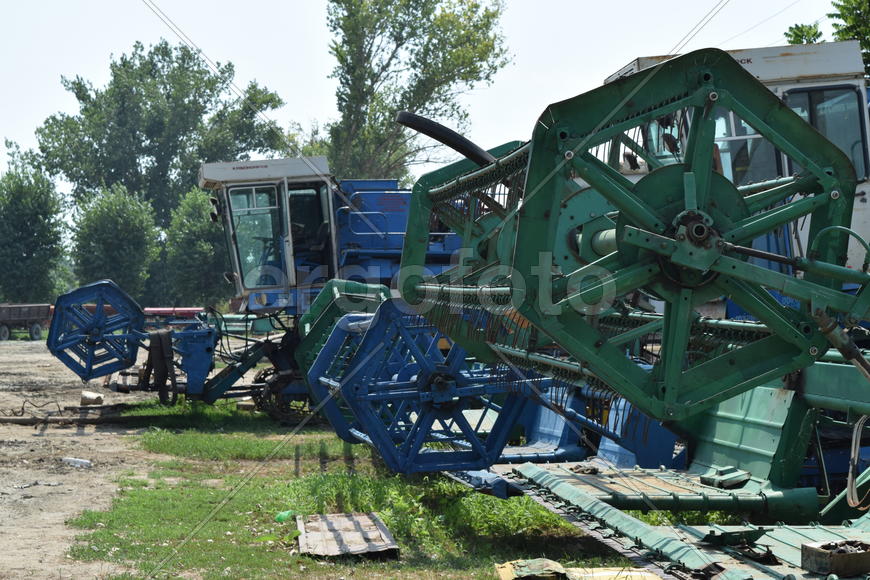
xmin=3 ymin=328 xmax=43 ymax=341
xmin=120 ymin=397 xmax=281 ymax=432
xmin=68 ymin=398 xmax=625 ymax=578
xmin=140 ymin=427 xmax=365 ymax=463
xmin=628 ymin=510 xmax=743 ymax=526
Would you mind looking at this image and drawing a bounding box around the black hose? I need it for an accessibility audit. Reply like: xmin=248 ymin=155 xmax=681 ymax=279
xmin=395 ymin=111 xmax=495 ymax=167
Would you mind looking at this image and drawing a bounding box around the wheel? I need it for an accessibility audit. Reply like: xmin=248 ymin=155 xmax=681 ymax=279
xmin=252 ymin=367 xmax=308 ymax=424
xmin=0 ymin=325 xmax=9 ymax=341
xmin=29 ymin=323 xmax=42 ymax=341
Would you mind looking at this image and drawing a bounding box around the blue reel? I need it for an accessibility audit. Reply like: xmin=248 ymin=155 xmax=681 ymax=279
xmin=48 ymin=280 xmax=145 ymax=381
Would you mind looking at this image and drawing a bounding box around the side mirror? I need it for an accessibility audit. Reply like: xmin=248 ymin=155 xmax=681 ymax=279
xmin=209 ymin=197 xmax=222 ymax=216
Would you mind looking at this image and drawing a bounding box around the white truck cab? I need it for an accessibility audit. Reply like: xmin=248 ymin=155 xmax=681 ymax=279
xmin=607 ymin=41 xmax=870 ymax=270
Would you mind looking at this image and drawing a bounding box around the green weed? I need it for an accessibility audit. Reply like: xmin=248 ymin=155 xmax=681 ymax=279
xmin=70 ymin=432 xmax=622 ymax=578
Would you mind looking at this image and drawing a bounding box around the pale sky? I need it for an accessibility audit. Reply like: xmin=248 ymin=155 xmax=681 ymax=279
xmin=0 ymin=0 xmax=837 ymax=183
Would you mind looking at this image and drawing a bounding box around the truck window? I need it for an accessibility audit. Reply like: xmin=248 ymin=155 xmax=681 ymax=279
xmin=785 ymin=87 xmax=868 ymax=180
xmin=646 ymin=111 xmax=687 ymax=161
xmin=712 ymin=106 xmax=781 ymax=185
xmin=228 ymin=185 xmax=283 ymax=288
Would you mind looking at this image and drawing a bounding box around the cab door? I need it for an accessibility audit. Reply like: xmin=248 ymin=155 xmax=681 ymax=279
xmin=223 ymin=182 xmax=296 ymax=294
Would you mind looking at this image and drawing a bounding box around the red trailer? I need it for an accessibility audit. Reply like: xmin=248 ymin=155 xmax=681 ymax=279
xmin=0 ymin=303 xmax=52 ymax=340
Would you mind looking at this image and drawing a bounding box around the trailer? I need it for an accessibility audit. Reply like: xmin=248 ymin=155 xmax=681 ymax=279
xmin=0 ymin=303 xmax=51 ymax=340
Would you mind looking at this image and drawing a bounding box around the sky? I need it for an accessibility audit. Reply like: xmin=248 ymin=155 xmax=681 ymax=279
xmin=0 ymin=0 xmax=838 ymax=182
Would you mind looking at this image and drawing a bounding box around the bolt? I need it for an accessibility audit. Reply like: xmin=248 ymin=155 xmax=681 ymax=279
xmin=676 ymin=233 xmax=686 ymax=241
xmin=564 ymin=150 xmax=574 ymax=160
xmin=831 ymin=190 xmax=840 ymax=200
xmin=708 ymin=91 xmax=719 ymax=102
xmin=809 ymin=346 xmax=819 ymax=356
xmin=716 ymin=239 xmax=724 ymax=248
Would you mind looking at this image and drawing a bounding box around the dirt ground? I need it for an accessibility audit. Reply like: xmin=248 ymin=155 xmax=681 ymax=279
xmin=0 ymin=340 xmax=157 ymax=579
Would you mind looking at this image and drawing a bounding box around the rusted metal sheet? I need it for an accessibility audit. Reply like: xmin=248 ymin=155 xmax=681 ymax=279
xmin=295 ymin=512 xmax=399 ymax=558
xmin=802 ymin=540 xmax=870 ymax=576
xmin=495 ymin=559 xmax=661 ymax=580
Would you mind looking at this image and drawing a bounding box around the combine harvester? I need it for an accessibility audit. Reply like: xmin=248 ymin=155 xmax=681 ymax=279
xmin=46 ymin=160 xmax=460 ymax=415
xmin=305 ymin=42 xmax=870 ymax=577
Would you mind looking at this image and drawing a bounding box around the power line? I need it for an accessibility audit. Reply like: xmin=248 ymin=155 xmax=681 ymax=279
xmin=138 ymin=0 xmax=390 ymax=241
xmin=668 ymin=0 xmax=732 ymax=55
xmin=716 ymin=0 xmax=802 ymax=46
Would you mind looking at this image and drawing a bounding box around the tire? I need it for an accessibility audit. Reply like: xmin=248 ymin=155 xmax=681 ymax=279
xmin=29 ymin=323 xmax=42 ymax=341
xmin=0 ymin=325 xmax=9 ymax=341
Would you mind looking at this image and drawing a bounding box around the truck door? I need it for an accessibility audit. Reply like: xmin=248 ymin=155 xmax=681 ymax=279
xmin=285 ymin=182 xmax=332 ymax=282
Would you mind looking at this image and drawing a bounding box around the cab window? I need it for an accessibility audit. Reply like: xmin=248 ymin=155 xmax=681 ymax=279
xmin=287 ymin=187 xmax=325 ymax=245
xmin=785 ymin=87 xmax=868 ymax=180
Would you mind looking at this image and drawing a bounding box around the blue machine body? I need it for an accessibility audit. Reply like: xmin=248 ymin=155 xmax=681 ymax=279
xmin=48 ymin=160 xmax=462 ymax=407
xmin=217 ymin=172 xmax=461 ymax=314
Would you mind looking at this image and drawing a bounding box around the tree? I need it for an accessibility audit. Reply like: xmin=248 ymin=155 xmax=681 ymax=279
xmin=0 ymin=143 xmax=63 ymax=302
xmin=828 ymin=0 xmax=870 ymax=78
xmin=37 ymin=40 xmax=285 ymax=227
xmin=165 ymin=188 xmax=234 ymax=306
xmin=287 ymin=122 xmax=331 ymax=159
xmin=785 ymin=22 xmax=822 ymax=44
xmin=325 ymin=0 xmax=508 ymax=181
xmin=74 ymin=184 xmax=158 ymax=302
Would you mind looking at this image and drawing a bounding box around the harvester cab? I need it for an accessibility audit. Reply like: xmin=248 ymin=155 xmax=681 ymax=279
xmin=198 ymin=156 xmax=456 ymax=314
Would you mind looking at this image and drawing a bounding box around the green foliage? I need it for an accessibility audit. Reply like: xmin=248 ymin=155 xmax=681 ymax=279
xmin=37 ymin=40 xmax=285 ymax=226
xmin=785 ymin=22 xmax=822 ymax=45
xmin=325 ymin=0 xmax=508 ymax=181
xmin=280 ymin=472 xmax=590 ymax=565
xmin=828 ymin=0 xmax=870 ymax=78
xmin=286 ymin=122 xmax=331 ymax=158
xmin=0 ymin=142 xmax=63 ymax=302
xmin=67 ymin=435 xmax=616 ymax=578
xmin=627 ymin=510 xmax=742 ymax=526
xmin=140 ymin=245 xmax=173 ymax=308
xmin=73 ymin=184 xmax=158 ymax=301
xmin=165 ymin=188 xmax=233 ymax=306
xmin=50 ymin=253 xmax=79 ymax=298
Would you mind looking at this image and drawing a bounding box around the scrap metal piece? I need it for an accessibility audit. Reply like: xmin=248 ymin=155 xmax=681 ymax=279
xmin=802 ymin=540 xmax=870 ymax=576
xmin=295 ymin=512 xmax=398 ymax=558
xmin=700 ymin=528 xmax=769 ymax=547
